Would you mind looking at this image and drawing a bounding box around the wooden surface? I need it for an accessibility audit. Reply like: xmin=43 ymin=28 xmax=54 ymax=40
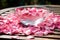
xmin=0 ymin=5 xmax=60 ymax=40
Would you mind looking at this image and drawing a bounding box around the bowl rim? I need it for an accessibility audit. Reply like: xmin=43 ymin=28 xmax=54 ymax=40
xmin=0 ymin=5 xmax=49 ymax=14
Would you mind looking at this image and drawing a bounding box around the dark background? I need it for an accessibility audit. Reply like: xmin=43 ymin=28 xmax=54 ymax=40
xmin=0 ymin=0 xmax=60 ymax=9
